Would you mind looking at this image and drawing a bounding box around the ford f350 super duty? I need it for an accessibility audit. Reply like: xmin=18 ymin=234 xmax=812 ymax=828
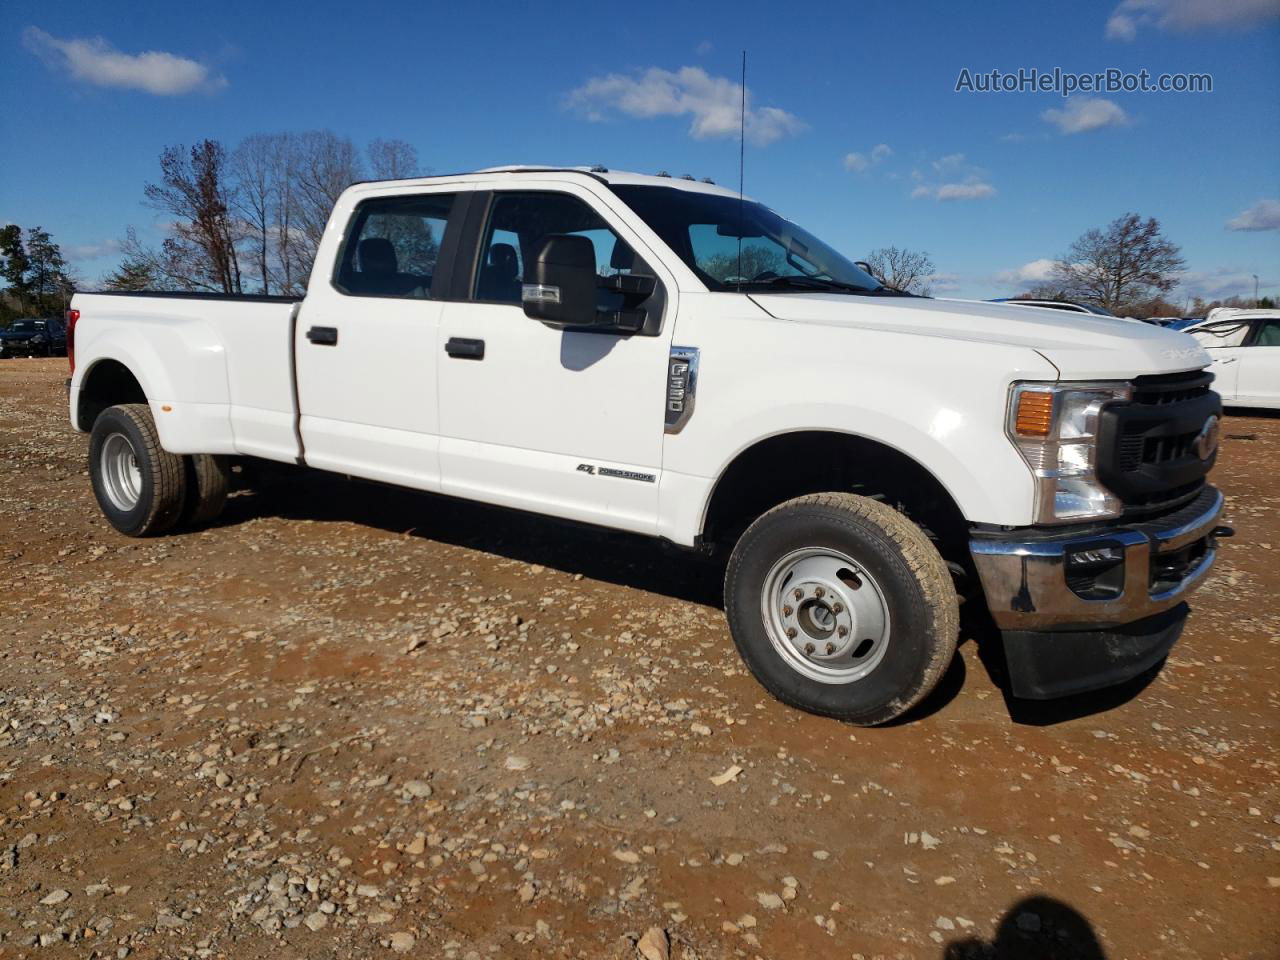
xmin=66 ymin=166 xmax=1231 ymax=724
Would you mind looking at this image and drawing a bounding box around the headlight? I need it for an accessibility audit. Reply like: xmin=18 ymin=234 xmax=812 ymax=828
xmin=1007 ymin=381 xmax=1131 ymax=523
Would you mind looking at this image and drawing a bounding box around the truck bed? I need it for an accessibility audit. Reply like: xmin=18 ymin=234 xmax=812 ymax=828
xmin=70 ymin=290 xmax=303 ymax=464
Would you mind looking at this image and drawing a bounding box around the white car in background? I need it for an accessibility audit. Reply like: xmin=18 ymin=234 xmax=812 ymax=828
xmin=1184 ymin=308 xmax=1280 ymax=410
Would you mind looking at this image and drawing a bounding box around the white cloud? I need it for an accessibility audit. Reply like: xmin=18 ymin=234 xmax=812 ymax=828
xmin=936 ymin=181 xmax=997 ymax=200
xmin=843 ymin=143 xmax=892 ymax=172
xmin=927 ymin=272 xmax=962 ymax=293
xmin=933 ymin=153 xmax=967 ymax=172
xmin=909 ymin=153 xmax=996 ymax=200
xmin=1042 ymin=97 xmax=1130 ymax=134
xmin=64 ymin=238 xmax=121 ymax=261
xmin=23 ymin=26 xmax=224 ymax=95
xmin=913 ymin=179 xmax=997 ymax=201
xmin=997 ymin=258 xmax=1058 ymax=287
xmin=566 ymin=66 xmax=804 ymax=147
xmin=1106 ymin=0 xmax=1280 ymax=39
xmin=1177 ymin=266 xmax=1275 ymax=301
xmin=1226 ymin=198 xmax=1280 ymax=232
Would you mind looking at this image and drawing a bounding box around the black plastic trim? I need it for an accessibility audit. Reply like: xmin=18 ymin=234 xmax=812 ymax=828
xmin=1002 ymin=603 xmax=1187 ymax=698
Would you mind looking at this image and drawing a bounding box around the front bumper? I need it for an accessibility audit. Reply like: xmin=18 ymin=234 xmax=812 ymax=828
xmin=970 ymin=486 xmax=1229 ymax=698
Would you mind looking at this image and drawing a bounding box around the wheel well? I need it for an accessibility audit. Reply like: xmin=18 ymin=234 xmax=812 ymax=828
xmin=78 ymin=360 xmax=146 ymax=431
xmin=702 ymin=432 xmax=970 ymax=564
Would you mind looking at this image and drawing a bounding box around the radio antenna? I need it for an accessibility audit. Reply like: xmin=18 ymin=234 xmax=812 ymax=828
xmin=736 ymin=49 xmax=746 ymax=293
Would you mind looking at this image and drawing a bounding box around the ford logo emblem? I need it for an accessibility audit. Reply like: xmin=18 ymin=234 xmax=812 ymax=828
xmin=1194 ymin=415 xmax=1220 ymax=461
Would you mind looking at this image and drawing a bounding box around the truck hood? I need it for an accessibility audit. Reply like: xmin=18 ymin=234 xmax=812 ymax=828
xmin=748 ymin=293 xmax=1210 ymax=380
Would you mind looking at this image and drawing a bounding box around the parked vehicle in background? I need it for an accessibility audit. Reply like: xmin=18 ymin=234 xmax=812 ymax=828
xmin=66 ymin=166 xmax=1230 ymax=724
xmin=1183 ymin=308 xmax=1280 ymax=410
xmin=989 ymin=298 xmax=1117 ymax=317
xmin=0 ymin=317 xmax=68 ymax=357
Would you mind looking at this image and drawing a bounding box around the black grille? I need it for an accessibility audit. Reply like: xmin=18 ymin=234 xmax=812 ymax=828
xmin=1130 ymin=370 xmax=1213 ymax=406
xmin=1097 ymin=371 xmax=1220 ymax=515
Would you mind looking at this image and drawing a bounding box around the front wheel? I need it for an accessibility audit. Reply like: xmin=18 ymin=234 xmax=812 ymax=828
xmin=88 ymin=404 xmax=188 ymax=536
xmin=724 ymin=493 xmax=959 ymax=725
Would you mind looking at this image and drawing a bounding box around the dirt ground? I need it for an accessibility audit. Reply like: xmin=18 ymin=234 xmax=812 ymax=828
xmin=1 ymin=356 xmax=1276 ymax=960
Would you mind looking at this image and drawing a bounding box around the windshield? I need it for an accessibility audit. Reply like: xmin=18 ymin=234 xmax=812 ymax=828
xmin=10 ymin=320 xmax=43 ymax=333
xmin=610 ymin=185 xmax=883 ymax=293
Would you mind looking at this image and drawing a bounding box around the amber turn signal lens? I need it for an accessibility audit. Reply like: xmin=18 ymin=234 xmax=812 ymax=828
xmin=1014 ymin=390 xmax=1055 ymax=437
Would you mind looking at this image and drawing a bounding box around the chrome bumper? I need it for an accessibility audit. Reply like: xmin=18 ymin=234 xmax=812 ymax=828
xmin=970 ymin=487 xmax=1228 ymax=630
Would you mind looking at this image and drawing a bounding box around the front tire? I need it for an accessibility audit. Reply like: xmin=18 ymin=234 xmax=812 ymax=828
xmin=88 ymin=404 xmax=187 ymax=537
xmin=724 ymin=493 xmax=958 ymax=725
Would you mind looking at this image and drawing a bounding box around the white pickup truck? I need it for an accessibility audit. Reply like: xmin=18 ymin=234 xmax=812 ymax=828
xmin=67 ymin=166 xmax=1230 ymax=724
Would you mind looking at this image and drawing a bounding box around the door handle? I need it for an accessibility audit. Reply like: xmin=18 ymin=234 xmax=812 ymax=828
xmin=445 ymin=337 xmax=485 ymax=360
xmin=306 ymin=326 xmax=338 ymax=346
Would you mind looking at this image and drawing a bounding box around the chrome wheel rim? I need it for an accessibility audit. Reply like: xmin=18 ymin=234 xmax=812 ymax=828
xmin=759 ymin=547 xmax=891 ymax=684
xmin=100 ymin=433 xmax=142 ymax=512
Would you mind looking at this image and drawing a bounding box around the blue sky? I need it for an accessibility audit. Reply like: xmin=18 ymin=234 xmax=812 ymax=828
xmin=1 ymin=0 xmax=1277 ymax=303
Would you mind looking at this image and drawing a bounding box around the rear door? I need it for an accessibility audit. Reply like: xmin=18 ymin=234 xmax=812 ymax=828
xmin=435 ymin=182 xmax=677 ymax=533
xmin=1236 ymin=318 xmax=1280 ymax=408
xmin=294 ymin=186 xmax=468 ymax=490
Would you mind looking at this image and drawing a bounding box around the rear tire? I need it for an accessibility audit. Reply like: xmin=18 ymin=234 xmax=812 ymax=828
xmin=182 ymin=454 xmax=230 ymax=527
xmin=88 ymin=404 xmax=187 ymax=537
xmin=724 ymin=493 xmax=958 ymax=725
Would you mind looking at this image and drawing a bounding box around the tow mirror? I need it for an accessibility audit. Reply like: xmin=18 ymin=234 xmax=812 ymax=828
xmin=523 ymin=235 xmax=598 ymax=328
xmin=523 ymin=235 xmax=655 ymax=334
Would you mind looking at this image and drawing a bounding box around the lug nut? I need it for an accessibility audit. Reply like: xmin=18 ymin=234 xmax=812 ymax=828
xmin=837 ymin=626 xmax=848 ymax=638
xmin=825 ymin=642 xmax=836 ymax=655
xmin=832 ymin=602 xmax=844 ymax=614
xmin=785 ymin=627 xmax=797 ymax=639
xmin=803 ymin=643 xmax=815 ymax=655
xmin=793 ymin=588 xmax=804 ymax=601
xmin=814 ymin=586 xmax=825 ymax=598
xmin=782 ymin=605 xmax=793 ymax=617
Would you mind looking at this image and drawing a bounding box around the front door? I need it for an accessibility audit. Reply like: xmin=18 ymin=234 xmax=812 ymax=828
xmin=436 ymin=186 xmax=677 ymax=534
xmin=294 ymin=187 xmax=462 ymax=490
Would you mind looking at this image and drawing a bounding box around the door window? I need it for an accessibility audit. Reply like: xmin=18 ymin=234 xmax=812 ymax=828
xmin=333 ymin=193 xmax=457 ymax=299
xmin=1250 ymin=320 xmax=1280 ymax=347
xmin=473 ymin=191 xmax=642 ymax=309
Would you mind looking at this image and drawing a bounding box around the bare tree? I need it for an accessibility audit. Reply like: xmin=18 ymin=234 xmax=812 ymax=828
xmin=698 ymin=245 xmax=783 ymax=283
xmin=292 ymin=131 xmax=363 ymax=276
xmin=1016 ymin=283 xmax=1071 ymax=300
xmin=863 ymin=246 xmax=935 ymax=295
xmin=114 ymin=226 xmax=202 ymax=292
xmin=231 ymin=134 xmax=282 ymax=294
xmin=367 ymin=138 xmax=420 ymax=180
xmin=1051 ymin=213 xmax=1185 ymax=313
xmin=144 ymin=140 xmax=243 ymax=293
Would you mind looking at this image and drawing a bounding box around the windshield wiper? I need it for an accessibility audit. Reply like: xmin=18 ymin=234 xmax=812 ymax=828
xmin=745 ymin=275 xmax=911 ymax=296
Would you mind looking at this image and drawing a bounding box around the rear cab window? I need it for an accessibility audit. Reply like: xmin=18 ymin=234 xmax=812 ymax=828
xmin=334 ymin=193 xmax=457 ymax=299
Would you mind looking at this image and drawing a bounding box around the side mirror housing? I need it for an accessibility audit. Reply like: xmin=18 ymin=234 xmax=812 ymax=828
xmin=522 ymin=235 xmax=658 ymax=334
xmin=522 ymin=235 xmax=598 ymax=328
